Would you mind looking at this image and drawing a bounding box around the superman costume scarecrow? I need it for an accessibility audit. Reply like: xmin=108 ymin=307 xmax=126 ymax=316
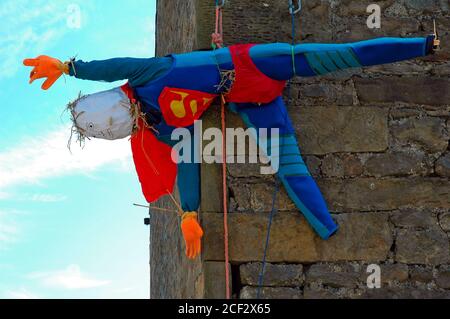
xmin=24 ymin=35 xmax=438 ymax=259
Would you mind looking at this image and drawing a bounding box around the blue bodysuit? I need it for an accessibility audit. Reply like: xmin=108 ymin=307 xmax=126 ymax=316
xmin=69 ymin=36 xmax=435 ymax=239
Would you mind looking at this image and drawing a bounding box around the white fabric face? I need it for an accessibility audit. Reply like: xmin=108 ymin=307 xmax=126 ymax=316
xmin=71 ymin=87 xmax=134 ymax=140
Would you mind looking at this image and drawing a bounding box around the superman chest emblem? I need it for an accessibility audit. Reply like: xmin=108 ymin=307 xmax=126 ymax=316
xmin=158 ymin=87 xmax=218 ymax=127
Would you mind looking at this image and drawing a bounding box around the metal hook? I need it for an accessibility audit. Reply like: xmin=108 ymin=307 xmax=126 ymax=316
xmin=289 ymin=0 xmax=302 ymax=15
xmin=216 ymin=0 xmax=226 ymax=8
xmin=433 ymin=19 xmax=441 ymax=50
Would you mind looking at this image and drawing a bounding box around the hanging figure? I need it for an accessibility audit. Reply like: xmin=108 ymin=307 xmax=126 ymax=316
xmin=24 ymin=34 xmax=440 ymax=259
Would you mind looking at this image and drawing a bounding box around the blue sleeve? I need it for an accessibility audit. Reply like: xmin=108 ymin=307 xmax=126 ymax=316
xmin=177 ymin=162 xmax=200 ymax=212
xmin=69 ymin=57 xmax=173 ymax=87
xmin=158 ymin=130 xmax=201 ymax=212
xmin=299 ymin=37 xmax=430 ymax=76
xmin=250 ymin=36 xmax=433 ymax=79
xmin=349 ymin=36 xmax=431 ymax=66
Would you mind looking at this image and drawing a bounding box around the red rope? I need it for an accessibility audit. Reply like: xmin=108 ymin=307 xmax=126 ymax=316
xmin=221 ymin=95 xmax=231 ymax=299
xmin=212 ymin=5 xmax=224 ymax=48
xmin=212 ymin=1 xmax=230 ymax=299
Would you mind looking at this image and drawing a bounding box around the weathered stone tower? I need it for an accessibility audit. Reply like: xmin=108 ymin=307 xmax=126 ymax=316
xmin=151 ymin=0 xmax=450 ymax=299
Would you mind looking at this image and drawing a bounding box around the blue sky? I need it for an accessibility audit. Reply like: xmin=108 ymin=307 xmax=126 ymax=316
xmin=0 ymin=0 xmax=156 ymax=299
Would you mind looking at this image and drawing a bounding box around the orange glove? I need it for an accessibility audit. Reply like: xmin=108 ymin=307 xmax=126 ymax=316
xmin=23 ymin=55 xmax=69 ymax=90
xmin=181 ymin=212 xmax=204 ymax=259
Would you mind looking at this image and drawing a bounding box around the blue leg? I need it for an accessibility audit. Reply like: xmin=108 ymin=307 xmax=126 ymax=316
xmin=231 ymin=97 xmax=338 ymax=239
xmin=177 ymin=162 xmax=200 ymax=211
xmin=159 ymin=130 xmax=200 ymax=212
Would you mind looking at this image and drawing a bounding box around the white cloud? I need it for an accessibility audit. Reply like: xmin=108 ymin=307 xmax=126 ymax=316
xmin=0 ymin=210 xmax=21 ymax=246
xmin=0 ymin=192 xmax=67 ymax=202
xmin=0 ymin=220 xmax=18 ymax=244
xmin=131 ymin=19 xmax=156 ymax=56
xmin=0 ymin=191 xmax=9 ymax=200
xmin=29 ymin=264 xmax=110 ymax=290
xmin=112 ymin=286 xmax=136 ymax=294
xmin=5 ymin=288 xmax=40 ymax=299
xmin=0 ymin=0 xmax=77 ymax=79
xmin=0 ymin=126 xmax=132 ymax=190
xmin=28 ymin=193 xmax=68 ymax=203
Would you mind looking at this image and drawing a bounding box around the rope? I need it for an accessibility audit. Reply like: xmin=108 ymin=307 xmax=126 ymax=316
xmin=291 ymin=45 xmax=297 ymax=76
xmin=139 ymin=126 xmax=184 ymax=216
xmin=211 ymin=0 xmax=230 ymax=299
xmin=256 ymin=0 xmax=301 ymax=299
xmin=212 ymin=1 xmax=224 ymax=49
xmin=133 ymin=203 xmax=179 ymax=214
xmin=287 ymin=0 xmax=299 ymax=106
xmin=221 ymin=94 xmax=231 ymax=299
xmin=256 ymin=180 xmax=280 ymax=299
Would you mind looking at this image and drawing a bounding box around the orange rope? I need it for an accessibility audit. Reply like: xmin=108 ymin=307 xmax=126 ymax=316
xmin=133 ymin=203 xmax=179 ymax=213
xmin=212 ymin=5 xmax=224 ymax=48
xmin=212 ymin=1 xmax=229 ymax=299
xmin=221 ymin=94 xmax=231 ymax=299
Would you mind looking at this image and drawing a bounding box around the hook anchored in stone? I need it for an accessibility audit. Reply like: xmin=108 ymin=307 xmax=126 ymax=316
xmin=289 ymin=0 xmax=302 ymax=15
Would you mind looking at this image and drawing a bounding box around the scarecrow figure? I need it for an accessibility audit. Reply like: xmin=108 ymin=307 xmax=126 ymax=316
xmin=24 ymin=34 xmax=440 ymax=259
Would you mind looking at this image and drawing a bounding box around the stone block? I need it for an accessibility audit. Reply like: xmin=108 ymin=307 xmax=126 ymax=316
xmin=391 ymin=117 xmax=448 ymax=153
xmin=390 ymin=209 xmax=439 ymax=229
xmin=378 ymin=264 xmax=409 ymax=284
xmin=319 ymin=178 xmax=450 ymax=212
xmin=203 ymin=262 xmax=232 ymax=299
xmin=355 ymin=77 xmax=450 ymax=106
xmin=321 ymin=154 xmax=363 ymax=177
xmin=229 ymin=181 xmax=296 ymax=213
xmin=436 ymin=266 xmax=450 ymax=289
xmin=295 ymin=81 xmax=356 ymax=106
xmin=409 ymin=266 xmax=434 ymax=283
xmin=436 ymin=153 xmax=450 ymax=177
xmin=439 ymin=212 xmax=450 ymax=232
xmin=203 ymin=212 xmax=393 ymax=263
xmin=395 ymin=228 xmax=449 ymax=265
xmin=363 ymin=151 xmax=429 ymax=177
xmin=239 ymin=286 xmax=302 ymax=299
xmin=292 ymin=107 xmax=389 ymax=155
xmin=306 ymin=263 xmax=360 ymax=288
xmin=240 ymin=263 xmax=304 ymax=287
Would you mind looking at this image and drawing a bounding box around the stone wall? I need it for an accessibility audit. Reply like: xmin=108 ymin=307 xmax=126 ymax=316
xmin=151 ymin=0 xmax=203 ymax=299
xmin=153 ymin=0 xmax=450 ymax=299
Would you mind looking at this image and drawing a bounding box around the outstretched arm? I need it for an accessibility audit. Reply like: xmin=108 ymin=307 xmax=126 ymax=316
xmin=250 ymin=35 xmax=437 ymax=80
xmin=23 ymin=55 xmax=172 ymax=89
xmin=68 ymin=57 xmax=172 ymax=87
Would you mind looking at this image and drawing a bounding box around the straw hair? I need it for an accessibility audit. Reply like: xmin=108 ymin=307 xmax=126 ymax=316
xmin=65 ymin=91 xmax=89 ymax=151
